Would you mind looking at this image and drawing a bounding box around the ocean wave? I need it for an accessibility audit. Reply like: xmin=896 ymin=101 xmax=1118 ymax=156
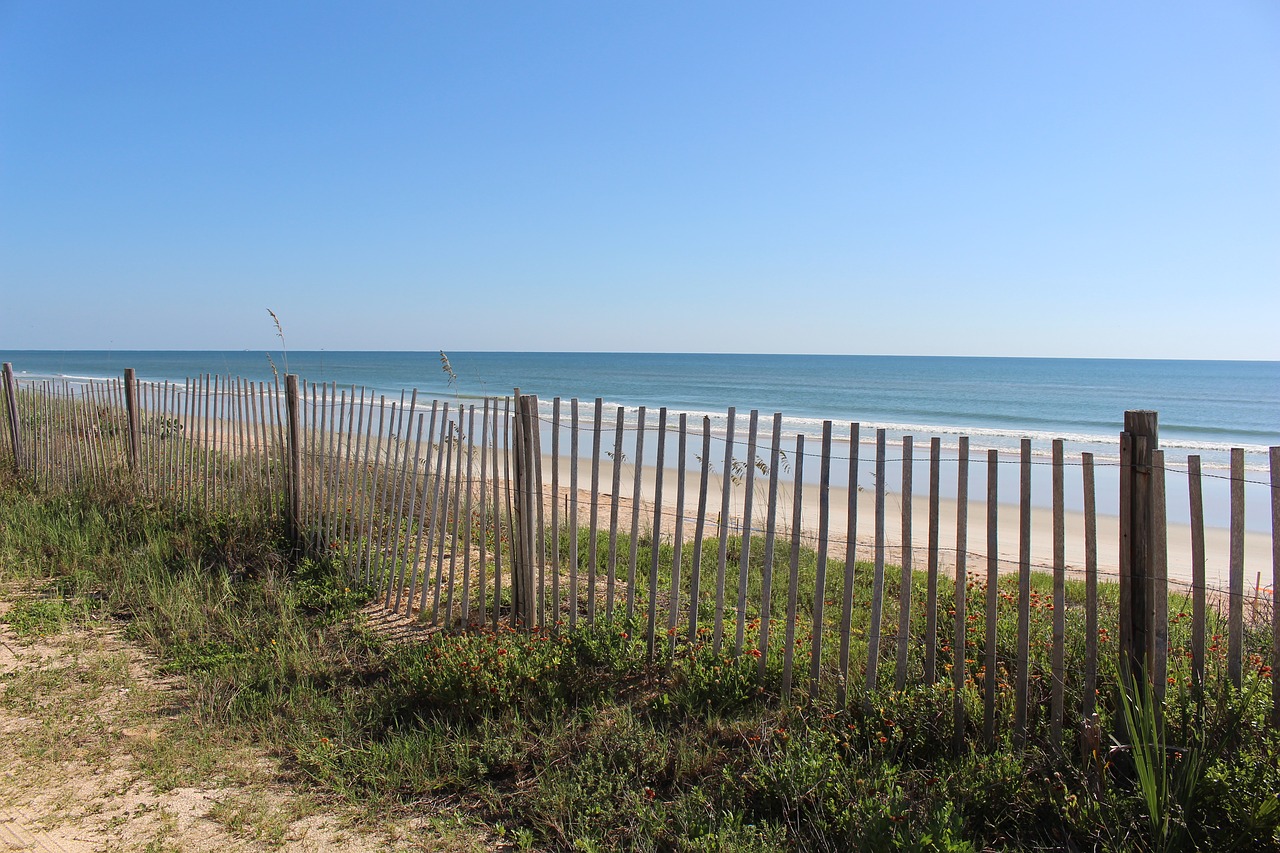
xmin=530 ymin=399 xmax=1271 ymax=452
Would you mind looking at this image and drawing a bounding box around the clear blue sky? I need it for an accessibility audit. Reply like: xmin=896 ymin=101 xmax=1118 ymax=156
xmin=2 ymin=2 xmax=1276 ymax=358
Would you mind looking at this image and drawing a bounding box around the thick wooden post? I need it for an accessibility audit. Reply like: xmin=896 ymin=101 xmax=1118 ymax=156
xmin=2 ymin=363 xmax=21 ymax=473
xmin=510 ymin=393 xmax=538 ymax=629
xmin=285 ymin=374 xmax=302 ymax=549
xmin=1119 ymin=410 xmax=1158 ymax=682
xmin=123 ymin=368 xmax=141 ymax=471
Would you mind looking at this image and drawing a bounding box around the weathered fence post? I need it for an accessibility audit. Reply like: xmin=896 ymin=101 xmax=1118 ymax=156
xmin=123 ymin=368 xmax=141 ymax=471
xmin=1119 ymin=410 xmax=1158 ymax=682
xmin=509 ymin=392 xmax=538 ymax=628
xmin=1270 ymin=446 xmax=1279 ymax=727
xmin=285 ymin=374 xmax=303 ymax=550
xmin=2 ymin=363 xmax=21 ymax=473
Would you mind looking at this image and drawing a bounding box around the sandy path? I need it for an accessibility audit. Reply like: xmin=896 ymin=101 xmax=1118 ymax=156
xmin=0 ymin=589 xmax=478 ymax=852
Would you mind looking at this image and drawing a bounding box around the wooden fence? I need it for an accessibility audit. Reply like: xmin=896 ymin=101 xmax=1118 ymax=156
xmin=2 ymin=362 xmax=1277 ymax=744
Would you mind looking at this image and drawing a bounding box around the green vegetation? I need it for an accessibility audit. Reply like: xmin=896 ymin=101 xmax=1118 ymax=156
xmin=1 ymin=472 xmax=1277 ymax=851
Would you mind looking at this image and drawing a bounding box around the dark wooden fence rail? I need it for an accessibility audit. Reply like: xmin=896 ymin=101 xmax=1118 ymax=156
xmin=3 ymin=363 xmax=1277 ymax=744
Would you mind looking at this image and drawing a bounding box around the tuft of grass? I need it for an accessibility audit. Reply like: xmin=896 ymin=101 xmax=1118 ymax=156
xmin=4 ymin=595 xmax=80 ymax=636
xmin=266 ymin=308 xmax=288 ymax=376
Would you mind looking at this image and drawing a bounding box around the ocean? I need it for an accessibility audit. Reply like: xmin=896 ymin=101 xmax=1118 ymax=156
xmin=4 ymin=351 xmax=1276 ymax=464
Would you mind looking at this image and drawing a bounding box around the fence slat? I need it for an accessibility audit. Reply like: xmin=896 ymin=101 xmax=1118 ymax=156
xmin=896 ymin=435 xmax=914 ymax=691
xmin=55 ymin=381 xmax=72 ymax=489
xmin=984 ymin=449 xmax=999 ymax=746
xmin=258 ymin=376 xmax=273 ymax=517
xmin=476 ymin=400 xmax=490 ymax=623
xmin=952 ymin=436 xmax=969 ymax=753
xmin=462 ymin=405 xmax=477 ymax=625
xmin=200 ymin=375 xmax=211 ymax=513
xmin=403 ymin=402 xmax=440 ymax=614
xmin=124 ymin=368 xmax=140 ymax=473
xmin=1051 ymin=439 xmax=1066 ymax=744
xmin=80 ymin=383 xmax=95 ymax=486
xmin=391 ymin=414 xmax=426 ymax=610
xmin=925 ymin=436 xmax=941 ymax=685
xmin=758 ymin=414 xmax=783 ymax=677
xmin=358 ymin=397 xmax=388 ymax=582
xmin=44 ymin=382 xmax=59 ymax=489
xmin=1270 ymin=446 xmax=1280 ymax=727
xmin=272 ymin=375 xmax=285 ymax=514
xmin=607 ymin=407 xmax=625 ymax=621
xmin=689 ymin=418 xmax=712 ymax=642
xmin=383 ymin=395 xmax=419 ymax=601
xmin=364 ymin=398 xmax=398 ymax=585
xmin=446 ymin=408 xmax=467 ymax=626
xmin=41 ymin=382 xmax=52 ymax=486
xmin=68 ymin=381 xmax=80 ymax=487
xmin=68 ymin=383 xmax=86 ymax=488
xmin=1188 ymin=454 xmax=1206 ymax=689
xmin=82 ymin=382 xmax=99 ymax=487
xmin=837 ymin=422 xmax=861 ymax=706
xmin=300 ymin=381 xmax=314 ymax=534
xmin=175 ymin=380 xmax=189 ymax=507
xmin=1 ymin=363 xmax=20 ymax=473
xmin=1083 ymin=452 xmax=1098 ymax=720
xmin=668 ymin=413 xmax=689 ymax=660
xmin=263 ymin=382 xmax=278 ymax=518
xmin=627 ymin=407 xmax=647 ymax=623
xmin=735 ymin=410 xmax=760 ymax=654
xmin=36 ymin=383 xmax=48 ymax=486
xmin=712 ymin=407 xmax=736 ymax=654
xmin=332 ymin=384 xmax=353 ymax=545
xmin=568 ymin=399 xmax=580 ymax=629
xmin=808 ymin=421 xmax=833 ymax=699
xmin=548 ymin=398 xmax=559 ymax=628
xmin=391 ymin=394 xmax=419 ymax=586
xmin=330 ymin=384 xmax=346 ymax=539
xmin=73 ymin=381 xmax=87 ymax=487
xmin=336 ymin=387 xmax=356 ymax=545
xmin=501 ymin=398 xmax=514 ymax=623
xmin=646 ymin=408 xmax=667 ymax=656
xmin=490 ymin=402 xmax=504 ymax=628
xmin=1152 ymin=449 xmax=1168 ymax=702
xmin=285 ymin=375 xmax=302 ymax=549
xmin=509 ymin=391 xmax=531 ymax=627
xmin=217 ymin=375 xmax=228 ymax=516
xmin=866 ymin=429 xmax=888 ymax=698
xmin=317 ymin=383 xmax=335 ymax=544
xmin=431 ymin=412 xmax=456 ymax=624
xmin=385 ymin=394 xmax=415 ymax=586
xmin=1228 ymin=447 xmax=1245 ymax=687
xmin=531 ymin=399 xmax=547 ymax=628
xmin=344 ymin=389 xmax=370 ymax=556
xmin=182 ymin=380 xmax=195 ymax=502
xmin=1014 ymin=439 xmax=1032 ymax=745
xmin=588 ymin=398 xmax=603 ymax=624
xmin=362 ymin=396 xmax=391 ymax=584
xmin=510 ymin=396 xmax=528 ymax=625
xmin=781 ymin=433 xmax=805 ymax=701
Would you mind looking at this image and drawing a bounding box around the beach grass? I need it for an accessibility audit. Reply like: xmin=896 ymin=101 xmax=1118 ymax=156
xmin=1 ymin=471 xmax=1277 ymax=850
